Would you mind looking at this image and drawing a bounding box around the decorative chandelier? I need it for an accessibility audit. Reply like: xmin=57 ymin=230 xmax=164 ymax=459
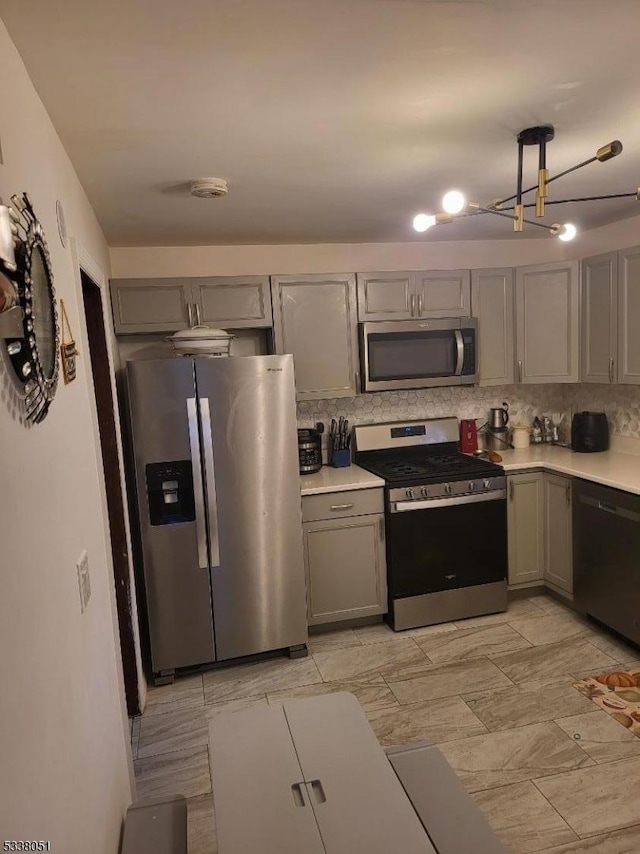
xmin=412 ymin=125 xmax=638 ymax=241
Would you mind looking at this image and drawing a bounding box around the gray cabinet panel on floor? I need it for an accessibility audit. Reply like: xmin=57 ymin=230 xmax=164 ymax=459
xmin=191 ymin=276 xmax=272 ymax=328
xmin=580 ymin=252 xmax=617 ymax=384
xmin=471 ymin=268 xmax=515 ymax=386
xmin=111 ymin=278 xmax=191 ymax=334
xmin=271 ymin=273 xmax=359 ymax=400
xmin=618 ymin=245 xmax=640 ymax=384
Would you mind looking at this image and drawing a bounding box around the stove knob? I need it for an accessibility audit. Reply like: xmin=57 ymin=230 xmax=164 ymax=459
xmin=468 ymin=481 xmax=476 ymax=491
xmin=421 ymin=487 xmax=430 ymax=498
xmin=483 ymin=479 xmax=491 ymax=489
xmin=406 ymin=488 xmax=415 ymax=499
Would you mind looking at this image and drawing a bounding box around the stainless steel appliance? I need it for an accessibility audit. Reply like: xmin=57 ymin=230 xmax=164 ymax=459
xmin=298 ymin=427 xmax=322 ymax=474
xmin=571 ymin=411 xmax=609 ymax=452
xmin=574 ymin=479 xmax=640 ymax=646
xmin=359 ymin=318 xmax=477 ymax=392
xmin=126 ymin=354 xmax=308 ymax=684
xmin=355 ymin=418 xmax=507 ymax=630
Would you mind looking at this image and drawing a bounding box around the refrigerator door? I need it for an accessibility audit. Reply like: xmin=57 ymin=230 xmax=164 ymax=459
xmin=127 ymin=358 xmax=216 ymax=674
xmin=195 ymin=354 xmax=307 ymax=660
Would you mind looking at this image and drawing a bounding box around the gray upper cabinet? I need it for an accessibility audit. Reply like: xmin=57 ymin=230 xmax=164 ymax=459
xmin=192 ymin=276 xmax=272 ymax=328
xmin=357 ymin=272 xmax=414 ymax=320
xmin=515 ymin=260 xmax=579 ymax=383
xmin=581 ymin=252 xmax=617 ymax=384
xmin=618 ymin=245 xmax=640 ymax=384
xmin=110 ymin=278 xmax=191 ymax=334
xmin=471 ymin=268 xmax=514 ymax=386
xmin=271 ymin=274 xmax=359 ymax=400
xmin=415 ymin=269 xmax=471 ymax=317
xmin=357 ymin=269 xmax=471 ymax=321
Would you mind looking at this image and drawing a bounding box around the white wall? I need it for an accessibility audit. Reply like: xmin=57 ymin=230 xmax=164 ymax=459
xmin=0 ymin=16 xmax=133 ymax=852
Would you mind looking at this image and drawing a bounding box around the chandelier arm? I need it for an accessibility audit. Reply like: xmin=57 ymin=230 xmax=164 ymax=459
xmin=500 ymin=191 xmax=638 ymax=210
xmin=494 ymin=154 xmax=599 ymax=207
xmin=478 ymin=206 xmax=554 ymax=232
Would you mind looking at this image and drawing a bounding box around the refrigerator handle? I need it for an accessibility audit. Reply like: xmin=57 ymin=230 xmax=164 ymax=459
xmin=199 ymin=397 xmax=221 ymax=568
xmin=187 ymin=398 xmax=209 ymax=570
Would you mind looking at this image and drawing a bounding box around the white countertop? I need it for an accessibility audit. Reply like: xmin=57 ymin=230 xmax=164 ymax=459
xmin=498 ymin=444 xmax=640 ymax=495
xmin=300 ymin=464 xmax=385 ymax=496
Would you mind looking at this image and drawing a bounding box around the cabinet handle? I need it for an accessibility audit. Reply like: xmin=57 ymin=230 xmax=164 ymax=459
xmin=330 ymin=503 xmax=354 ymax=511
xmin=609 ymin=357 xmax=615 ymax=383
xmin=509 ymin=480 xmax=514 ymax=501
xmin=566 ymin=483 xmax=571 ymax=505
xmin=195 ymin=303 xmax=202 ymax=325
xmin=410 ymin=294 xmax=416 ymax=317
xmin=291 ymin=782 xmax=307 ymax=808
xmin=518 ymin=360 xmax=523 ymax=383
xmin=187 ymin=302 xmax=194 ymax=327
xmin=417 ymin=293 xmax=424 ymax=316
xmin=379 ymin=516 xmax=385 ymax=541
xmin=354 ymin=371 xmax=360 ymax=392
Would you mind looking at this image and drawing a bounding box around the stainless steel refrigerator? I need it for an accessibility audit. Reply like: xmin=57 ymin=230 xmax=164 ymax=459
xmin=126 ymin=354 xmax=308 ymax=684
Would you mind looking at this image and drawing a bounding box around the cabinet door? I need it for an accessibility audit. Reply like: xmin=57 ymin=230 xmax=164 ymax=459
xmin=110 ymin=278 xmax=191 ymax=334
xmin=618 ymin=245 xmax=640 ymax=384
xmin=507 ymin=473 xmax=544 ymax=586
xmin=471 ymin=268 xmax=515 ymax=385
xmin=515 ymin=261 xmax=579 ymax=383
xmin=581 ymin=252 xmax=617 ymax=383
xmin=356 ymin=271 xmax=415 ymax=321
xmin=543 ymin=474 xmax=573 ymax=596
xmin=271 ymin=274 xmax=359 ymax=400
xmin=303 ymin=513 xmax=387 ymax=625
xmin=415 ymin=270 xmax=471 ymax=317
xmin=191 ymin=276 xmax=272 ymax=328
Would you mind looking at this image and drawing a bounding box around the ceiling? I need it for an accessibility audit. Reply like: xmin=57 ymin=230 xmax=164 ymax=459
xmin=1 ymin=0 xmax=640 ymax=246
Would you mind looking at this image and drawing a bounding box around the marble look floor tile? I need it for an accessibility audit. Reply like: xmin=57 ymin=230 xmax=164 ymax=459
xmin=312 ymin=638 xmax=428 ymax=683
xmin=187 ymin=793 xmax=217 ymax=854
xmin=454 ymin=597 xmax=546 ymax=629
xmin=134 ymin=745 xmax=211 ymax=800
xmin=131 ymin=716 xmax=141 ymax=739
xmin=144 ymin=674 xmax=205 ymax=717
xmin=541 ymin=823 xmax=640 ymax=853
xmin=531 ymin=595 xmax=575 ymax=615
xmin=308 ymin=627 xmax=361 ymax=653
xmin=490 ymin=638 xmax=618 ymax=684
xmin=388 ymin=657 xmax=513 ymax=705
xmin=353 ymin=620 xmax=457 ymax=646
xmin=586 ymin=630 xmax=640 ymax=664
xmin=203 ymin=695 xmax=268 ymax=722
xmin=508 ymin=612 xmax=589 ymax=647
xmin=554 ymin=710 xmax=640 ymax=764
xmin=437 ymin=721 xmax=593 ymax=792
xmin=267 ymin=679 xmax=398 ymax=712
xmin=415 ymin=624 xmax=532 ymax=663
xmin=472 ymin=781 xmax=578 ymax=853
xmin=572 ymin=660 xmax=640 ymax=682
xmin=535 ymin=756 xmax=640 ymax=838
xmin=138 ymin=707 xmax=208 ymax=759
xmin=202 ymin=656 xmax=322 ymax=704
xmin=366 ymin=695 xmax=487 ymax=747
xmin=463 ymin=680 xmax=595 ymax=731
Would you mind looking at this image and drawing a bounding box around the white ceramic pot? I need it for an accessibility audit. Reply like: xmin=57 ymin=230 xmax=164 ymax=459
xmin=511 ymin=424 xmax=531 ymax=449
xmin=170 ymin=325 xmax=234 ymax=356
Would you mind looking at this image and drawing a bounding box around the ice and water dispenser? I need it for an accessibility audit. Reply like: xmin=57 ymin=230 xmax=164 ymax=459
xmin=146 ymin=461 xmax=196 ymax=526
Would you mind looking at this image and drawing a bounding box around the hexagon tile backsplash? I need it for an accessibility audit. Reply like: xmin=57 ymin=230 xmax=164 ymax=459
xmin=564 ymin=384 xmax=640 ymax=437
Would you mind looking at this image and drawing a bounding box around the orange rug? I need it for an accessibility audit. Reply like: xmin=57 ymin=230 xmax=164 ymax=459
xmin=573 ymin=669 xmax=640 ymax=737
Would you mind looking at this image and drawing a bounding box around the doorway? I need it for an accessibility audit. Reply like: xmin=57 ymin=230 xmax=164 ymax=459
xmin=81 ymin=269 xmax=140 ymax=716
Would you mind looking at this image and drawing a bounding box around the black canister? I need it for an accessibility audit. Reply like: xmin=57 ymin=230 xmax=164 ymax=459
xmin=298 ymin=428 xmax=322 ymax=473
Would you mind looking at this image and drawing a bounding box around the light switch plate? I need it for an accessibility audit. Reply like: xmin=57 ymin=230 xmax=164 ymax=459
xmin=76 ymin=550 xmax=91 ymax=613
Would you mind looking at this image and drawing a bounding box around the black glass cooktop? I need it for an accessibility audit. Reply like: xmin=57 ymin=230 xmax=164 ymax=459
xmin=356 ymin=447 xmax=504 ymax=486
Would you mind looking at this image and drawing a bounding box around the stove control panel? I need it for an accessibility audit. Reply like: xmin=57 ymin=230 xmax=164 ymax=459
xmin=389 ymin=476 xmax=506 ymax=508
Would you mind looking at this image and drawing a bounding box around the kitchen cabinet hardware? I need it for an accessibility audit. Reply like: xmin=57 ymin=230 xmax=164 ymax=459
xmin=509 ymin=480 xmax=514 ymax=500
xmin=379 ymin=516 xmax=385 ymax=540
xmin=187 ymin=302 xmax=194 ymax=328
xmin=609 ymin=357 xmax=615 ymax=382
xmin=410 ymin=293 xmax=416 ymax=317
xmin=354 ymin=371 xmax=359 ymax=392
xmin=330 ymin=503 xmax=354 ymax=511
xmin=195 ymin=302 xmax=202 ymax=325
xmin=566 ymin=482 xmax=571 ymax=505
xmin=417 ymin=293 xmax=424 ymax=316
xmin=518 ymin=360 xmax=523 ymax=383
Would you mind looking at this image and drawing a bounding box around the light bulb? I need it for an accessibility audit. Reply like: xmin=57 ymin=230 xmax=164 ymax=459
xmin=558 ymin=223 xmax=577 ymax=242
xmin=442 ymin=190 xmax=466 ymax=215
xmin=413 ymin=213 xmax=436 ymax=232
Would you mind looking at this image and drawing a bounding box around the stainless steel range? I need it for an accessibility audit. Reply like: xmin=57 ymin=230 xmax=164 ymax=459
xmin=354 ymin=418 xmax=508 ymax=631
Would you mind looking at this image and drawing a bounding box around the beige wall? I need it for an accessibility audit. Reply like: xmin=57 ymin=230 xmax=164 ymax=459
xmin=0 ymin=16 xmax=133 ymax=851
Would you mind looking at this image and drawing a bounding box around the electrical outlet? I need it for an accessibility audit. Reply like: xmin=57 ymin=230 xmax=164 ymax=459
xmin=76 ymin=550 xmax=91 ymax=613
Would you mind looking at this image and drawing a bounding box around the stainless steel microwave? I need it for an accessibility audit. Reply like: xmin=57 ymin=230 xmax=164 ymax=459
xmin=359 ymin=318 xmax=478 ymax=392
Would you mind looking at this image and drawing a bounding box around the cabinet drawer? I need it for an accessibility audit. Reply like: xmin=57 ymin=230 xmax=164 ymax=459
xmin=302 ymin=488 xmax=384 ymax=522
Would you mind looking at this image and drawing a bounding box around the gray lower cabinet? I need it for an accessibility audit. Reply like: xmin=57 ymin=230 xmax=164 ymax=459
xmin=515 ymin=260 xmax=579 ymax=383
xmin=110 ymin=275 xmax=272 ymax=333
xmin=580 ymin=252 xmax=617 ymax=384
xmin=271 ymin=274 xmax=359 ymax=400
xmin=302 ymin=488 xmax=387 ymax=625
xmin=543 ymin=473 xmax=573 ymax=596
xmin=507 ymin=473 xmax=544 ymax=587
xmin=471 ymin=268 xmax=515 ymax=386
xmin=618 ymin=245 xmax=640 ymax=384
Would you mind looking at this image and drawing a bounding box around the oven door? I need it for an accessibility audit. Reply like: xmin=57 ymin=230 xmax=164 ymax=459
xmin=387 ymin=492 xmax=507 ymax=599
xmin=360 ymin=319 xmax=477 ymax=392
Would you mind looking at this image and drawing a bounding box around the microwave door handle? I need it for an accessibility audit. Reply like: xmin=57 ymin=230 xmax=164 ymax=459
xmin=199 ymin=397 xmax=221 ymax=568
xmin=454 ymin=329 xmax=464 ymax=376
xmin=187 ymin=398 xmax=209 ymax=570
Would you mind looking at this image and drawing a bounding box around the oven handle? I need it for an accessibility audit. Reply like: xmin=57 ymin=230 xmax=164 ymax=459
xmin=454 ymin=329 xmax=464 ymax=376
xmin=392 ymin=489 xmax=506 ymax=513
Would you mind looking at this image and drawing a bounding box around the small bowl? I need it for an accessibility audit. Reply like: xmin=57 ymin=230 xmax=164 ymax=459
xmin=170 ymin=325 xmax=234 ymax=356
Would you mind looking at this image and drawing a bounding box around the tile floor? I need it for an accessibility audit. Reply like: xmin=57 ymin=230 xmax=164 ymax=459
xmin=130 ymin=594 xmax=640 ymax=853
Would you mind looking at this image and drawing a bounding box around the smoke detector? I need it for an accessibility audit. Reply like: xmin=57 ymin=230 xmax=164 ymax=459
xmin=190 ymin=178 xmax=229 ymax=198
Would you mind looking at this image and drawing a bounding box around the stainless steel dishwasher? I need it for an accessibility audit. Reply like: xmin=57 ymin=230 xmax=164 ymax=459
xmin=573 ymin=478 xmax=640 ymax=646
